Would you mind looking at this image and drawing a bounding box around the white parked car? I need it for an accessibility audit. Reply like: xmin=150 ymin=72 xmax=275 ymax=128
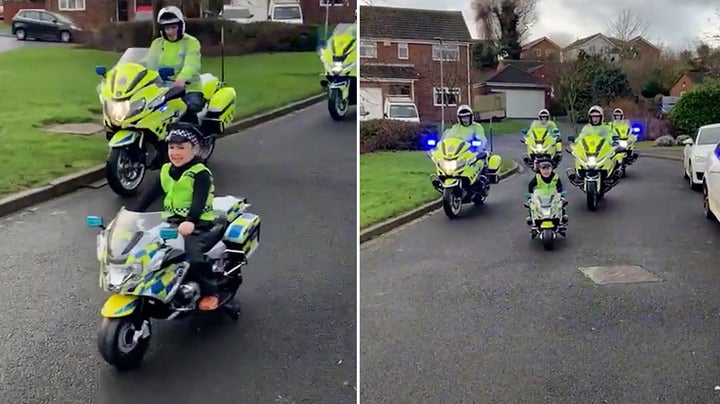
xmin=683 ymin=123 xmax=720 ymax=191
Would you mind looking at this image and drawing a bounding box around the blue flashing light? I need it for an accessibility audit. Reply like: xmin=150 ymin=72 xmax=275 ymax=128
xmin=86 ymin=215 xmax=103 ymax=228
xmin=471 ymin=140 xmax=482 ymax=147
xmin=427 ymin=139 xmax=437 ymax=146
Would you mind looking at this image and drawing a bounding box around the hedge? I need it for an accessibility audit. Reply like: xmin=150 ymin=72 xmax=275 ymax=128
xmin=360 ymin=120 xmax=437 ymax=154
xmin=82 ymin=19 xmax=324 ymax=56
xmin=669 ymin=80 xmax=720 ymax=136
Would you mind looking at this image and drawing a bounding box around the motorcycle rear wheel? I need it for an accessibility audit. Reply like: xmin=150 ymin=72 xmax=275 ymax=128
xmin=97 ymin=317 xmax=151 ymax=371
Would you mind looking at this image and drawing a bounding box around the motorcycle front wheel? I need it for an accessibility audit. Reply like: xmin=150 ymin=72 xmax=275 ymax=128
xmin=442 ymin=188 xmax=463 ymax=219
xmin=328 ymin=88 xmax=349 ymax=121
xmin=106 ymin=147 xmax=146 ymax=197
xmin=97 ymin=317 xmax=151 ymax=371
xmin=541 ymin=229 xmax=555 ymax=251
xmin=586 ymin=191 xmax=599 ymax=211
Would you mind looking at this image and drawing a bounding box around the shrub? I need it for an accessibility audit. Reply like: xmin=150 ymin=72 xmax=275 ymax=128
xmin=669 ymin=80 xmax=720 ymax=136
xmin=83 ymin=20 xmax=322 ymax=55
xmin=360 ymin=120 xmax=435 ymax=154
xmin=655 ymin=135 xmax=675 ymax=146
xmin=675 ymin=134 xmax=691 ymax=145
xmin=606 ymin=97 xmax=647 ymax=119
xmin=646 ymin=118 xmax=675 ymax=140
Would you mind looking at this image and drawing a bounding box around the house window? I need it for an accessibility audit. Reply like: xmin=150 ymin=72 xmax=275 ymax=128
xmin=360 ymin=40 xmax=377 ymax=58
xmin=432 ymin=45 xmax=459 ymax=61
xmin=319 ymin=0 xmax=346 ymax=5
xmin=59 ymin=0 xmax=85 ymax=10
xmin=397 ymin=42 xmax=408 ymax=59
xmin=433 ymin=87 xmax=460 ymax=106
xmin=545 ymin=49 xmax=552 ymax=56
xmin=535 ymin=49 xmax=541 ymax=57
xmin=388 ymin=84 xmax=411 ymax=96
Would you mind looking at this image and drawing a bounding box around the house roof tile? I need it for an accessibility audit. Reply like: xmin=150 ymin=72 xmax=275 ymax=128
xmin=359 ymin=6 xmax=472 ymax=42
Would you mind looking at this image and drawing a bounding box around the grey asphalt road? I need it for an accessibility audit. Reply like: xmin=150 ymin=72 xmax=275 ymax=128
xmin=360 ymin=132 xmax=720 ymax=402
xmin=0 ymin=36 xmax=63 ymax=53
xmin=0 ymin=104 xmax=357 ymax=404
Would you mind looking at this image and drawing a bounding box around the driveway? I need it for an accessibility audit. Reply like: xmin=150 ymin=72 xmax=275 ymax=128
xmin=0 ymin=104 xmax=357 ymax=403
xmin=360 ymin=135 xmax=720 ymax=402
xmin=0 ymin=36 xmax=65 ymax=52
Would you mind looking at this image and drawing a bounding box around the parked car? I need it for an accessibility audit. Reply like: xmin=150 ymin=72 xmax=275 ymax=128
xmin=11 ymin=9 xmax=81 ymax=42
xmin=0 ymin=0 xmax=5 ymax=21
xmin=683 ymin=123 xmax=720 ymax=191
xmin=701 ymin=139 xmax=720 ymax=220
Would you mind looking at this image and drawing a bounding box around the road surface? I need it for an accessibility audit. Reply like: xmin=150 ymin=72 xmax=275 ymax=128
xmin=0 ymin=104 xmax=357 ymax=403
xmin=360 ymin=133 xmax=720 ymax=402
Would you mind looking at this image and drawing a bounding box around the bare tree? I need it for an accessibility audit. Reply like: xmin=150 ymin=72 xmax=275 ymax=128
xmin=606 ymin=9 xmax=650 ymax=41
xmin=554 ymin=61 xmax=587 ymax=133
xmin=471 ymin=0 xmax=537 ymax=41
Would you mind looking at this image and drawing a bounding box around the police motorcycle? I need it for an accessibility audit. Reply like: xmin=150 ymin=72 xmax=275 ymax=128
xmin=565 ymin=130 xmax=623 ymax=211
xmin=426 ymin=128 xmax=503 ymax=219
xmin=520 ymin=123 xmax=562 ymax=171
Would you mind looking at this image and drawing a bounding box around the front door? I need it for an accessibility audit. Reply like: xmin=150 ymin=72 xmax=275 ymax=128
xmin=117 ymin=0 xmax=129 ymax=21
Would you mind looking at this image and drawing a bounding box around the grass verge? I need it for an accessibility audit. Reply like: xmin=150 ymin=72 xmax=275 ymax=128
xmin=360 ymin=151 xmax=517 ymax=229
xmin=0 ymin=46 xmax=320 ymax=196
xmin=0 ymin=22 xmax=9 ymax=35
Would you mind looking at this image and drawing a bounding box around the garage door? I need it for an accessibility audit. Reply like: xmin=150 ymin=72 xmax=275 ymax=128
xmin=498 ymin=89 xmax=545 ymax=119
xmin=359 ymin=87 xmax=383 ymax=121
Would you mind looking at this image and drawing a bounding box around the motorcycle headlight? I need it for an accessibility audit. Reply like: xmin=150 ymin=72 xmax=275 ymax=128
xmin=618 ymin=140 xmax=628 ymax=148
xmin=586 ymin=156 xmax=598 ymax=167
xmin=534 ymin=144 xmax=544 ymax=152
xmin=104 ymin=262 xmax=143 ymax=290
xmin=331 ymin=62 xmax=344 ymax=73
xmin=105 ymin=99 xmax=145 ymax=125
xmin=438 ymin=159 xmax=463 ymax=173
xmin=540 ymin=207 xmax=552 ymax=216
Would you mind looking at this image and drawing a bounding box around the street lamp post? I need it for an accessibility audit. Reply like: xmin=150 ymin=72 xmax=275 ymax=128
xmin=434 ymin=36 xmax=444 ymax=135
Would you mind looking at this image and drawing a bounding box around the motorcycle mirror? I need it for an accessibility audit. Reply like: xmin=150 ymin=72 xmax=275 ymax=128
xmin=86 ymin=215 xmax=104 ymax=229
xmin=560 ymin=191 xmax=567 ymax=197
xmin=158 ymin=67 xmax=175 ymax=80
xmin=567 ymin=136 xmax=575 ymax=142
xmin=552 ymin=129 xmax=560 ymax=133
xmin=523 ymin=192 xmax=531 ymax=198
xmin=94 ymin=65 xmax=107 ymax=77
xmin=521 ymin=129 xmax=528 ymax=135
xmin=159 ymin=227 xmax=179 ymax=240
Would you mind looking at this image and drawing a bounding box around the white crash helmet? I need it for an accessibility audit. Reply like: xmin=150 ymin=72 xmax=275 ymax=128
xmin=456 ymin=104 xmax=474 ymax=126
xmin=612 ymin=108 xmax=624 ymax=120
xmin=538 ymin=109 xmax=550 ymax=120
xmin=157 ymin=6 xmax=185 ymax=41
xmin=588 ymin=105 xmax=604 ymax=125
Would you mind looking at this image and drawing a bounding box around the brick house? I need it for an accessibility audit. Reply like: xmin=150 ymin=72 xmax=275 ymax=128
xmin=670 ymin=71 xmax=707 ymax=97
xmin=4 ymin=0 xmax=354 ymax=29
xmin=358 ymin=5 xmax=473 ymax=123
xmin=520 ymin=36 xmax=562 ymax=62
xmin=300 ymin=0 xmax=355 ymax=25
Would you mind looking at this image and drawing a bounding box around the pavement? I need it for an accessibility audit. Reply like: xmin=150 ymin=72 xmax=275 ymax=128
xmin=0 ymin=104 xmax=357 ymax=403
xmin=360 ymin=127 xmax=720 ymax=402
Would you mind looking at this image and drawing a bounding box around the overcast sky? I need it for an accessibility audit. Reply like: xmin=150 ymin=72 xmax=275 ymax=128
xmin=365 ymin=0 xmax=720 ymax=49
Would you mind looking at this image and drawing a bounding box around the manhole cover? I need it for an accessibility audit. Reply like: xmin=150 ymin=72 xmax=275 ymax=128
xmin=45 ymin=123 xmax=103 ymax=136
xmin=578 ymin=265 xmax=662 ymax=284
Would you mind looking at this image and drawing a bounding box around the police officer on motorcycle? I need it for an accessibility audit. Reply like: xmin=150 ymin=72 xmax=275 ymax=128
xmin=143 ymin=6 xmax=205 ymax=125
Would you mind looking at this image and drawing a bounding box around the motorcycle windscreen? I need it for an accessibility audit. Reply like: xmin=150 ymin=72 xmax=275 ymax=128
xmin=105 ymin=208 xmax=166 ymax=258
